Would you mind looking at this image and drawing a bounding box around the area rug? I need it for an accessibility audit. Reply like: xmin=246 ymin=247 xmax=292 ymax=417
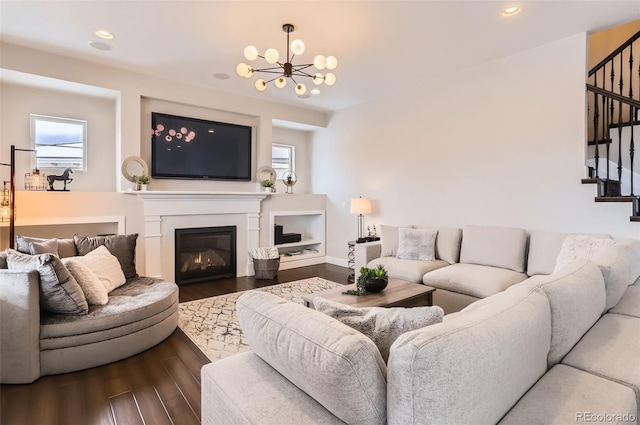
xmin=178 ymin=277 xmax=341 ymax=362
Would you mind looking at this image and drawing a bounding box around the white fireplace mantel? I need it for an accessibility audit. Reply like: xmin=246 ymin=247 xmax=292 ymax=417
xmin=123 ymin=191 xmax=271 ymax=279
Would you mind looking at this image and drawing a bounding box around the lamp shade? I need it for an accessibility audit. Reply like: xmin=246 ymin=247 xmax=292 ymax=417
xmin=350 ymin=197 xmax=372 ymax=215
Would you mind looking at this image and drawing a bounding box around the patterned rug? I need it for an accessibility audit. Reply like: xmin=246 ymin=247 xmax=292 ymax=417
xmin=178 ymin=277 xmax=341 ymax=362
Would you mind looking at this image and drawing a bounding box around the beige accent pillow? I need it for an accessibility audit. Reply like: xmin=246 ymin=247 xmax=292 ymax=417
xmin=74 ymin=245 xmax=126 ymax=292
xmin=62 ymin=257 xmax=109 ymax=305
xmin=554 ymin=235 xmax=616 ymax=273
xmin=396 ymin=228 xmax=438 ymax=261
xmin=313 ymin=297 xmax=444 ymax=362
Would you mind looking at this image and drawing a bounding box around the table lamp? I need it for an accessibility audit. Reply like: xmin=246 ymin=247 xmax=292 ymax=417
xmin=350 ymin=196 xmax=372 ymax=243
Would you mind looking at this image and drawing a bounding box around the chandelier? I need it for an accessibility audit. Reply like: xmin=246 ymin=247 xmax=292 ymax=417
xmin=236 ymin=24 xmax=337 ymax=95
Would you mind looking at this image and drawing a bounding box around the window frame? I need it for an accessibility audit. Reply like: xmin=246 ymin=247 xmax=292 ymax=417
xmin=271 ymin=143 xmax=295 ymax=179
xmin=30 ymin=114 xmax=88 ymax=172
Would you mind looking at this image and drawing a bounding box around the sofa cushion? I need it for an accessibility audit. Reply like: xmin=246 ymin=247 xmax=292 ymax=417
xmin=313 ymin=296 xmax=443 ymax=362
xmin=396 ymin=227 xmax=437 ymax=261
xmin=6 ymin=249 xmax=88 ymax=315
xmin=74 ymin=233 xmax=138 ymax=279
xmin=387 ymin=284 xmax=551 ymax=425
xmin=380 ymin=224 xmax=409 ymax=257
xmin=609 ymin=283 xmax=640 ymax=318
xmin=423 ymin=263 xmax=528 ymax=298
xmin=236 ymin=291 xmax=387 ymax=425
xmin=562 ymin=313 xmax=640 ymax=404
xmin=519 ymin=260 xmax=606 ymax=367
xmin=616 ymin=238 xmax=640 ymax=283
xmin=202 ymin=352 xmax=347 ymax=425
xmin=499 ymin=364 xmax=637 ymax=425
xmin=526 ymin=231 xmax=612 ymax=276
xmin=28 ymin=239 xmax=59 ymax=256
xmin=72 ymin=246 xmax=126 ymax=292
xmin=459 ymin=225 xmax=528 ymax=272
xmin=368 ymin=256 xmax=449 ymax=283
xmin=61 ymin=257 xmax=108 ymax=305
xmin=15 ymin=235 xmax=77 ymax=258
xmin=592 ymin=245 xmax=634 ymax=311
xmin=40 ymin=276 xmax=178 ymax=339
xmin=554 ymin=235 xmax=615 ymax=273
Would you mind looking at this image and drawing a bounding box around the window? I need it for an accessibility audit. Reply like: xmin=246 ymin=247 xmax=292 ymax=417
xmin=271 ymin=144 xmax=295 ymax=179
xmin=30 ymin=114 xmax=87 ymax=171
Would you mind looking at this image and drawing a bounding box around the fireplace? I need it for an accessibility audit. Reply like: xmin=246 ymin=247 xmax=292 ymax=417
xmin=175 ymin=226 xmax=236 ymax=285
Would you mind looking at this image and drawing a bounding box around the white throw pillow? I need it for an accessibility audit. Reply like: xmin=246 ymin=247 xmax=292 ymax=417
xmin=554 ymin=235 xmax=616 ymax=273
xmin=396 ymin=228 xmax=438 ymax=261
xmin=62 ymin=257 xmax=109 ymax=305
xmin=313 ymin=297 xmax=444 ymax=362
xmin=73 ymin=245 xmax=126 ymax=292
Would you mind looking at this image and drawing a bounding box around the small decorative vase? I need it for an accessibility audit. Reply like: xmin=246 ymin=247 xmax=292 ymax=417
xmin=263 ymin=187 xmax=272 ymax=193
xmin=140 ymin=184 xmax=148 ymax=191
xmin=134 ymin=183 xmax=141 ymax=191
xmin=365 ymin=278 xmax=388 ymax=293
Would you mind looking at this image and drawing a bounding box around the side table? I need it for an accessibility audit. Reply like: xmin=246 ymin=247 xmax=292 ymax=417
xmin=347 ymin=240 xmax=356 ymax=282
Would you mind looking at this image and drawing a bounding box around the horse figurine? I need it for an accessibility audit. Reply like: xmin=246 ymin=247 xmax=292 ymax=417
xmin=47 ymin=168 xmax=73 ymax=191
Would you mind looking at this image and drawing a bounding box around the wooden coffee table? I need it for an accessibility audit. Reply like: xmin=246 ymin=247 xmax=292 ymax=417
xmin=302 ymin=278 xmax=436 ymax=309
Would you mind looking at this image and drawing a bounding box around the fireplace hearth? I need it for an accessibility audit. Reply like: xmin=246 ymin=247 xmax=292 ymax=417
xmin=175 ymin=226 xmax=236 ymax=285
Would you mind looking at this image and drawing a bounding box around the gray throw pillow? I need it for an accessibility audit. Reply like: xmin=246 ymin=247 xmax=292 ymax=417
xmin=15 ymin=235 xmax=77 ymax=258
xmin=396 ymin=227 xmax=438 ymax=261
xmin=313 ymin=297 xmax=444 ymax=361
xmin=73 ymin=234 xmax=138 ymax=279
xmin=29 ymin=239 xmax=59 ymax=256
xmin=6 ymin=249 xmax=88 ymax=315
xmin=0 ymin=250 xmax=7 ymax=269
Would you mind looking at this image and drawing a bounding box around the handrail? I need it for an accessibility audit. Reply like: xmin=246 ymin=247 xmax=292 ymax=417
xmin=588 ymin=30 xmax=640 ymax=77
xmin=586 ymin=84 xmax=640 ymax=109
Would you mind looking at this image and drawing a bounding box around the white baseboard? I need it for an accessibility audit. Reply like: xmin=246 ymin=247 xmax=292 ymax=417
xmin=325 ymin=256 xmax=348 ymax=268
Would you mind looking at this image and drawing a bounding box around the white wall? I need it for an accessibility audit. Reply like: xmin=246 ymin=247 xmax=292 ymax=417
xmin=1 ymin=83 xmax=116 ymax=191
xmin=0 ymin=42 xmax=328 ymax=272
xmin=312 ymin=33 xmax=640 ymax=260
xmin=272 ymin=127 xmax=312 ymax=194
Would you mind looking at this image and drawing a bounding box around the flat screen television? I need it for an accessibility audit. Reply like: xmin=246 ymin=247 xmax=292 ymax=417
xmin=151 ymin=112 xmax=252 ymax=181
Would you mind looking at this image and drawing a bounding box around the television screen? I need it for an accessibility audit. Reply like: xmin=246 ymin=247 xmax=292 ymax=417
xmin=151 ymin=112 xmax=252 ymax=181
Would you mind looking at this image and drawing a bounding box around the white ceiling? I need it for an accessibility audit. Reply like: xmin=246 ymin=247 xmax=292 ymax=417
xmin=1 ymin=1 xmax=639 ymax=112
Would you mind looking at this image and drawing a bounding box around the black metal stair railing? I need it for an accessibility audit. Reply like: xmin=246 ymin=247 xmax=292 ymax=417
xmin=586 ymin=30 xmax=640 ymax=199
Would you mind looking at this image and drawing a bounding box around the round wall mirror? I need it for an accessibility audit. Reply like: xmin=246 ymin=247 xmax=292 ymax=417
xmin=257 ymin=166 xmax=277 ymax=184
xmin=121 ymin=156 xmax=149 ymax=182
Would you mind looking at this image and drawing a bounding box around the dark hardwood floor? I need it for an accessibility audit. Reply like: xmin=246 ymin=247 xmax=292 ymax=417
xmin=0 ymin=263 xmax=350 ymax=425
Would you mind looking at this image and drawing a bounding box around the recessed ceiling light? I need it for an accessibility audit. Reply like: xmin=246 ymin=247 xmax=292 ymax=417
xmin=502 ymin=6 xmax=521 ymax=16
xmin=213 ymin=73 xmax=230 ymax=80
xmin=95 ymin=30 xmax=114 ymax=40
xmin=88 ymin=41 xmax=113 ymax=51
xmin=310 ymin=89 xmax=320 ymax=95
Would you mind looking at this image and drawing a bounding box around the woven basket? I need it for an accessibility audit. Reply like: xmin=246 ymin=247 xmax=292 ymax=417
xmin=253 ymin=257 xmax=280 ymax=279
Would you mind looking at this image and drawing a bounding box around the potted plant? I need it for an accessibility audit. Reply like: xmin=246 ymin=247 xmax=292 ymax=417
xmin=133 ymin=174 xmax=150 ymax=191
xmin=260 ymin=179 xmax=275 ymax=193
xmin=343 ymin=264 xmax=389 ymax=295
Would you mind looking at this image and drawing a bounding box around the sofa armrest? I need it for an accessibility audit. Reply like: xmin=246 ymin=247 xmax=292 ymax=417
xmin=355 ymin=242 xmax=382 ymax=277
xmin=0 ymin=270 xmax=41 ymax=383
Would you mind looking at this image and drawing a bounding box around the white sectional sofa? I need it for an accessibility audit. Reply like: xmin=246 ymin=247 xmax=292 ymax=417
xmin=358 ymin=224 xmax=618 ymax=313
xmin=201 ymin=229 xmax=640 ymax=425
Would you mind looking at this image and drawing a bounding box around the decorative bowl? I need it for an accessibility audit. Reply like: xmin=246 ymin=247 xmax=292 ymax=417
xmin=365 ymin=278 xmax=388 ymax=293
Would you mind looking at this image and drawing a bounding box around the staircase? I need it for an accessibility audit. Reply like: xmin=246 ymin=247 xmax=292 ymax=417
xmin=585 ymin=29 xmax=640 ymax=222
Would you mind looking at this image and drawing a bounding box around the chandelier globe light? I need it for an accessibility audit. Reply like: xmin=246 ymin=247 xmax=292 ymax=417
xmin=236 ymin=23 xmax=337 ymax=95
